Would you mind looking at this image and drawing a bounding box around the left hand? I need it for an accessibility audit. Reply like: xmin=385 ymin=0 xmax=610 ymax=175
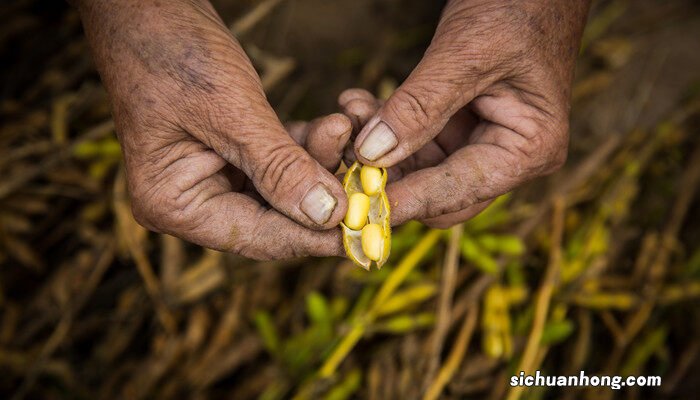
xmin=75 ymin=0 xmax=352 ymax=259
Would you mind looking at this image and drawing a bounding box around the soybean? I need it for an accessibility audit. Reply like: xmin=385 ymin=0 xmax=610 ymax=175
xmin=340 ymin=162 xmax=391 ymax=270
xmin=360 ymin=166 xmax=383 ymax=196
xmin=361 ymin=223 xmax=383 ymax=261
xmin=344 ymin=193 xmax=370 ymax=230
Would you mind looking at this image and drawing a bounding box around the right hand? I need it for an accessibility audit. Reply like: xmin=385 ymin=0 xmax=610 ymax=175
xmin=340 ymin=0 xmax=589 ymax=228
xmin=339 ymin=88 xmax=486 ymax=228
xmin=76 ymin=0 xmax=350 ymax=259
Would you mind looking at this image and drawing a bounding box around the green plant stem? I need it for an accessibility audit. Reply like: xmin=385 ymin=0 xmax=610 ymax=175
xmin=317 ymin=229 xmax=442 ymax=379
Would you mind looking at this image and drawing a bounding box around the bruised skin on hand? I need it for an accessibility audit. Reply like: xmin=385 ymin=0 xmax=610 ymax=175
xmin=75 ymin=0 xmax=351 ymax=259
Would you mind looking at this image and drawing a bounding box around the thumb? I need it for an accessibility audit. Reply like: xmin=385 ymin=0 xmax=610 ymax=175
xmin=239 ymin=126 xmax=348 ymax=229
xmin=354 ymin=35 xmax=496 ymax=168
xmin=200 ymin=109 xmax=348 ymax=229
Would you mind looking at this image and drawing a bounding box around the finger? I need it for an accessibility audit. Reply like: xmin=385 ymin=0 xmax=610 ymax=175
xmin=343 ymin=145 xmax=358 ymax=166
xmin=285 ymin=121 xmax=309 ymax=145
xmin=383 ymin=108 xmax=477 ymax=182
xmin=194 ymin=112 xmax=348 ymax=229
xmin=158 ymin=190 xmax=344 ymax=259
xmin=384 ymin=140 xmax=447 ymax=182
xmin=304 ymin=113 xmax=353 ymax=171
xmin=193 ymin=191 xmax=344 ymax=259
xmin=433 ymin=107 xmax=478 ymax=155
xmin=386 ymin=119 xmax=566 ymax=225
xmin=285 ymin=114 xmax=353 ymax=172
xmin=128 ymin=149 xmax=344 ymax=259
xmin=338 ymin=88 xmax=380 ymax=137
xmin=338 ymin=88 xmax=376 ymax=107
xmin=352 ymin=23 xmax=499 ymax=167
xmin=353 ymin=75 xmax=470 ymax=167
xmin=337 ymin=88 xmax=380 ymax=166
xmin=246 ymin=134 xmax=348 ymax=229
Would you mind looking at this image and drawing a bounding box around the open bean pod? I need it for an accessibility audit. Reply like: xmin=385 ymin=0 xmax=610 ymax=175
xmin=341 ymin=162 xmax=391 ymax=270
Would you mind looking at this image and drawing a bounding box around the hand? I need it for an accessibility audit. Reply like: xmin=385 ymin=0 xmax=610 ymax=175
xmin=76 ymin=0 xmax=350 ymax=259
xmin=350 ymin=1 xmax=590 ymax=228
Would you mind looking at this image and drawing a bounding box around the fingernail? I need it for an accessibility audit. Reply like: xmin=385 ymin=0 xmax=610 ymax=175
xmin=301 ymin=183 xmax=337 ymax=225
xmin=358 ymin=121 xmax=398 ymax=161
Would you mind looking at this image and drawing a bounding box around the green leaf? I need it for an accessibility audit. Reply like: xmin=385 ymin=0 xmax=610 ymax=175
xmin=73 ymin=141 xmax=100 ymax=158
xmin=621 ymin=326 xmax=668 ymax=376
xmin=374 ymin=313 xmax=435 ymax=334
xmin=460 ymin=236 xmax=481 ymax=260
xmin=476 ymin=234 xmax=525 ymax=257
xmin=259 ymin=381 xmax=289 ymax=400
xmin=253 ymin=311 xmax=280 ymax=355
xmin=506 ymin=260 xmax=526 ymax=286
xmin=497 ymin=235 xmax=526 ymax=256
xmin=306 ymin=291 xmax=332 ymax=332
xmin=476 ymin=234 xmax=500 ymax=252
xmin=374 ymin=283 xmax=437 ymax=317
xmin=473 ymin=252 xmax=499 ymax=275
xmin=541 ymin=320 xmax=575 ymax=345
xmin=391 ymin=221 xmax=425 ymax=255
xmin=98 ymin=138 xmax=122 ymax=158
xmin=325 ymin=369 xmax=362 ymax=400
xmin=330 ymin=297 xmax=349 ymax=320
xmin=465 ymin=194 xmax=511 ymax=231
xmin=348 ymin=286 xmax=375 ymax=321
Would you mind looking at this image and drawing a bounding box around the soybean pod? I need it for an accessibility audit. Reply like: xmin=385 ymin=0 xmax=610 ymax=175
xmin=341 ymin=162 xmax=391 ymax=270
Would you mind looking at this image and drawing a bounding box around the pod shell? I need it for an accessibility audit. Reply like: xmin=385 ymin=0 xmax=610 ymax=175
xmin=341 ymin=162 xmax=391 ymax=270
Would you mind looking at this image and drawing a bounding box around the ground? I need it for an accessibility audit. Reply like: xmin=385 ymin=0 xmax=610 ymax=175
xmin=0 ymin=0 xmax=699 ymax=399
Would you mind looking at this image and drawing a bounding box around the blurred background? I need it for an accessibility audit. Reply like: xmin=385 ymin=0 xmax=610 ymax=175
xmin=1 ymin=0 xmax=700 ymax=399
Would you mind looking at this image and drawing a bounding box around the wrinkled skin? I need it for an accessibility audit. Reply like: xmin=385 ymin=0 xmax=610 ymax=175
xmin=75 ymin=0 xmax=349 ymax=259
xmin=76 ymin=0 xmax=590 ymax=259
xmin=348 ymin=0 xmax=590 ymax=229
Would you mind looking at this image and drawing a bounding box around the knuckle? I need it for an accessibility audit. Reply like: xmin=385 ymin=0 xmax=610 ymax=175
xmin=520 ymin=119 xmax=569 ymax=175
xmin=547 ymin=144 xmax=568 ymax=172
xmin=130 ymin=195 xmax=159 ymax=232
xmin=540 ymin=121 xmax=569 ymax=174
xmin=388 ymin=87 xmax=435 ymax=131
xmin=338 ymin=88 xmax=374 ymax=106
xmin=255 ymin=144 xmax=310 ymax=196
xmin=127 ymin=174 xmax=161 ymax=232
xmin=130 ymin=179 xmax=198 ymax=237
xmin=520 ymin=132 xmax=547 ymax=164
xmin=160 ymin=193 xmax=208 ymax=235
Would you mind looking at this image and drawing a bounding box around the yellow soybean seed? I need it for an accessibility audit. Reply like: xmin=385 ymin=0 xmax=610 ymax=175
xmin=360 ymin=166 xmax=383 ymax=196
xmin=361 ymin=224 xmax=383 ymax=261
xmin=344 ymin=193 xmax=370 ymax=230
xmin=481 ymin=284 xmax=513 ymax=359
xmin=341 ymin=162 xmax=391 ymax=270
